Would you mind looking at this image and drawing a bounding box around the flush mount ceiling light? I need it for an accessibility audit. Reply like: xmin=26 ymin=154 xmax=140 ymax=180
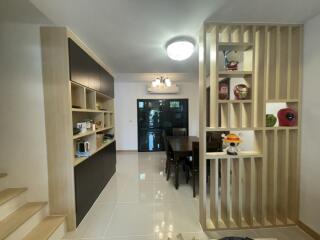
xmin=166 ymin=37 xmax=195 ymax=61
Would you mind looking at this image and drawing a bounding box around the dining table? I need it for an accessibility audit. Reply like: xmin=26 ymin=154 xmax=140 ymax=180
xmin=166 ymin=136 xmax=199 ymax=189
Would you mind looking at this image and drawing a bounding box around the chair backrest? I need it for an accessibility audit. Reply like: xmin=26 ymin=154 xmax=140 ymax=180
xmin=172 ymin=128 xmax=187 ymax=136
xmin=162 ymin=130 xmax=172 ymax=158
xmin=192 ymin=141 xmax=199 ymax=170
xmin=162 ymin=130 xmax=168 ymax=151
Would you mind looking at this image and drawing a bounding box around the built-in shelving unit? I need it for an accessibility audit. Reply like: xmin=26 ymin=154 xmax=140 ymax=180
xmin=199 ymin=24 xmax=302 ymax=230
xmin=40 ymin=27 xmax=116 ymax=230
xmin=71 ymin=81 xmax=115 ymax=166
xmin=71 ymin=81 xmax=115 ymax=168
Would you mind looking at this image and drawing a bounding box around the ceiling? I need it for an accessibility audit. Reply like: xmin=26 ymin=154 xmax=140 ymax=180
xmin=30 ymin=0 xmax=320 ymax=76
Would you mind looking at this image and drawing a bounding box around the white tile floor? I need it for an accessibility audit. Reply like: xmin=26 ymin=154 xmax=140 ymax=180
xmin=63 ymin=151 xmax=312 ymax=240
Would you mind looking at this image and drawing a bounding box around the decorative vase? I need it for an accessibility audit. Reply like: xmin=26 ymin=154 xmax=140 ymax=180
xmin=277 ymin=108 xmax=297 ymax=126
xmin=219 ymin=78 xmax=230 ymax=100
xmin=266 ymin=114 xmax=277 ymax=127
xmin=234 ymin=84 xmax=249 ymax=100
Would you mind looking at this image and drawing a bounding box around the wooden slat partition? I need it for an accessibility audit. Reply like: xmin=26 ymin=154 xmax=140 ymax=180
xmin=199 ymin=23 xmax=302 ymax=231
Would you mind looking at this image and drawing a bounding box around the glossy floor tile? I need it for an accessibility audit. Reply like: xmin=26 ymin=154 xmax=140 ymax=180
xmin=63 ymin=151 xmax=312 ymax=240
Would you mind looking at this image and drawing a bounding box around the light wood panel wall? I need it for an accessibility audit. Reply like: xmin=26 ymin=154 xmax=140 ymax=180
xmin=40 ymin=27 xmax=76 ymax=230
xmin=199 ymin=23 xmax=302 ymax=230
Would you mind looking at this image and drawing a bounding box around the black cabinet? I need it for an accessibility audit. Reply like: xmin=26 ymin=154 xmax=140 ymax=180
xmin=74 ymin=141 xmax=116 ymax=225
xmin=68 ymin=38 xmax=89 ymax=87
xmin=68 ymin=38 xmax=114 ymax=97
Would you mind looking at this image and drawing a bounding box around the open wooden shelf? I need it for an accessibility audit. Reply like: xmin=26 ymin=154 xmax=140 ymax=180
xmin=206 ymin=127 xmax=264 ymax=131
xmin=206 ymin=151 xmax=263 ymax=159
xmin=73 ymin=130 xmax=95 ymax=140
xmin=72 ymin=108 xmax=109 ymax=113
xmin=218 ymin=71 xmax=252 ymax=77
xmin=265 ymin=126 xmax=298 ymax=130
xmin=200 ymin=23 xmax=302 ymax=231
xmin=73 ymin=139 xmax=115 ymax=167
xmin=72 ymin=127 xmax=114 ymax=140
xmin=218 ymin=42 xmax=253 ymax=51
xmin=217 ymin=100 xmax=252 ymax=103
xmin=266 ymin=99 xmax=299 ymax=103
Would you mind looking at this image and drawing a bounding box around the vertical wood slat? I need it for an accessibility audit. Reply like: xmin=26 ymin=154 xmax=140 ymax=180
xmin=278 ymin=27 xmax=289 ymax=100
xmin=250 ymin=26 xmax=256 ymax=127
xmin=284 ymin=129 xmax=289 ymax=223
xmin=276 ymin=129 xmax=288 ymax=224
xmin=261 ymin=27 xmax=268 ymax=225
xmin=273 ymin=130 xmax=279 ymax=224
xmin=288 ymin=129 xmax=299 ymax=222
xmin=295 ymin=26 xmax=303 ymax=223
xmin=198 ymin=24 xmax=207 ymax=228
xmin=231 ymin=158 xmax=241 ymax=227
xmin=266 ymin=26 xmax=278 ymax=100
xmin=220 ymin=158 xmax=231 ymax=227
xmin=287 ymin=27 xmax=293 ymax=100
xmin=290 ymin=26 xmax=302 ymax=99
xmin=242 ymin=158 xmax=253 ymax=225
xmin=275 ymin=26 xmax=281 ymax=100
xmin=254 ymin=157 xmax=263 ymax=224
xmin=265 ymin=130 xmax=276 ymax=224
xmin=261 ymin=131 xmax=268 ymax=226
xmin=250 ymin=157 xmax=256 ymax=226
xmin=210 ymin=27 xmax=218 ymax=128
xmin=210 ymin=159 xmax=219 ymax=227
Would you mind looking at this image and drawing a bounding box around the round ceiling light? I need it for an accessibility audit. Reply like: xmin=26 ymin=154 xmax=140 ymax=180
xmin=166 ymin=37 xmax=195 ymax=61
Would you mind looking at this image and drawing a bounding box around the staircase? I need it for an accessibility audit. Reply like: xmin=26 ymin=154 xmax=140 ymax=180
xmin=0 ymin=173 xmax=66 ymax=240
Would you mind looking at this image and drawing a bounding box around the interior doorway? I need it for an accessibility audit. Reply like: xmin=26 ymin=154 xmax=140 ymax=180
xmin=137 ymin=99 xmax=188 ymax=152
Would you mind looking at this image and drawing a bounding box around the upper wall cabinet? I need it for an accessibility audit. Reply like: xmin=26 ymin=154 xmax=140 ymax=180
xmin=68 ymin=38 xmax=114 ymax=97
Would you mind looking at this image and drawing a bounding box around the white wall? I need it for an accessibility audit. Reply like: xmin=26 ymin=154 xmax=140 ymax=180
xmin=0 ymin=0 xmax=52 ymax=201
xmin=114 ymin=79 xmax=199 ymax=150
xmin=300 ymin=13 xmax=320 ymax=233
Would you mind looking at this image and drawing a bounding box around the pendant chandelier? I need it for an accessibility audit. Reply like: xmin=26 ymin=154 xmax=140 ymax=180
xmin=148 ymin=76 xmax=179 ymax=94
xmin=151 ymin=76 xmax=172 ymax=88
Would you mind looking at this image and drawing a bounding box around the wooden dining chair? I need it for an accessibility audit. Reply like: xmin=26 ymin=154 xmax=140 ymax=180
xmin=185 ymin=141 xmax=199 ymax=197
xmin=162 ymin=131 xmax=174 ymax=178
xmin=172 ymin=128 xmax=187 ymax=136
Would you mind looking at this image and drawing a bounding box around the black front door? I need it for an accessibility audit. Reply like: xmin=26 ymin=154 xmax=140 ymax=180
xmin=137 ymin=99 xmax=188 ymax=152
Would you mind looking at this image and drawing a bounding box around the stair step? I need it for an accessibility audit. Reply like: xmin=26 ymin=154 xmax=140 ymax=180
xmin=0 ymin=188 xmax=27 ymax=206
xmin=0 ymin=173 xmax=7 ymax=179
xmin=0 ymin=202 xmax=47 ymax=240
xmin=23 ymin=216 xmax=65 ymax=240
